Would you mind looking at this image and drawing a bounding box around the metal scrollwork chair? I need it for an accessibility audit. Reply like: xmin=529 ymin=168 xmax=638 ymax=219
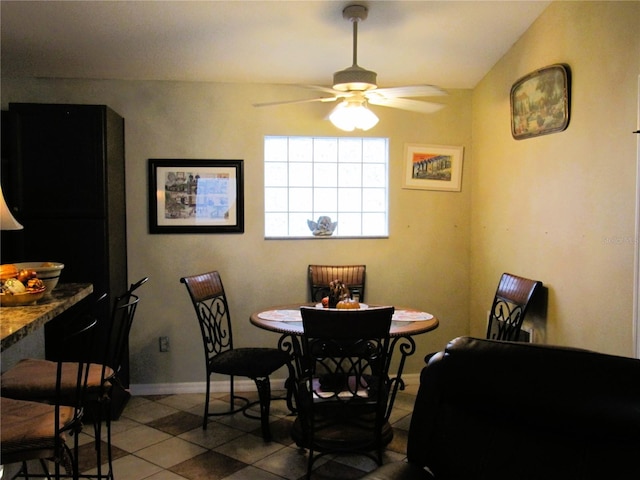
xmin=308 ymin=264 xmax=366 ymax=302
xmin=180 ymin=270 xmax=294 ymax=441
xmin=291 ymin=306 xmax=395 ymax=478
xmin=1 ymin=303 xmax=99 ymax=480
xmin=486 ymin=273 xmax=542 ymax=341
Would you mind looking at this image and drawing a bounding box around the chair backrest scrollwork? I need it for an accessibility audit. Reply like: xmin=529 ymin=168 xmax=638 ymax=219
xmin=181 ymin=271 xmax=234 ymax=362
xmin=486 ymin=273 xmax=542 ymax=341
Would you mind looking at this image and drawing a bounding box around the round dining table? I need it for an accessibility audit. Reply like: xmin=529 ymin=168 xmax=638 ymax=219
xmin=250 ymin=303 xmax=439 ymax=337
xmin=249 ymin=303 xmax=439 ymax=415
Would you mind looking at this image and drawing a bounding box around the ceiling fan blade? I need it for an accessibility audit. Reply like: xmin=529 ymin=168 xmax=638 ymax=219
xmin=253 ymin=96 xmax=339 ymax=108
xmin=367 ymin=96 xmax=445 ymax=114
xmin=301 ymin=85 xmax=345 ymax=95
xmin=371 ymin=85 xmax=448 ymax=99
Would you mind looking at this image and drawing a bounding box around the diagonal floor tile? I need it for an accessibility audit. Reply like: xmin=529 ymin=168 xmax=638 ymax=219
xmin=222 ymin=465 xmax=289 ymax=480
xmin=169 ymin=450 xmax=248 ymax=480
xmin=307 ymin=458 xmax=370 ymax=480
xmin=105 ymin=415 xmax=142 ymax=437
xmin=213 ymin=433 xmax=285 ymax=464
xmin=212 ymin=410 xmax=271 ymax=433
xmin=83 ymin=454 xmax=163 ymax=480
xmin=144 ymin=471 xmax=190 ymax=480
xmin=124 ymin=400 xmax=180 ymax=424
xmin=178 ymin=423 xmax=245 ymax=450
xmin=110 ymin=424 xmax=173 ymax=452
xmin=386 ymin=428 xmax=408 ymax=454
xmin=391 ymin=412 xmax=413 ymax=431
xmin=135 ymin=436 xmax=208 ymax=469
xmin=77 ymin=439 xmax=128 ymax=473
xmin=147 ymin=410 xmax=203 ymax=436
xmin=249 ymin=417 xmax=296 ymax=446
xmin=156 ymin=393 xmax=206 ymax=412
xmin=253 ymin=445 xmax=326 ymax=480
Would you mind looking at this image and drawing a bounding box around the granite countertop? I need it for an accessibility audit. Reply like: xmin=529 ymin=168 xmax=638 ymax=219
xmin=0 ymin=283 xmax=93 ymax=351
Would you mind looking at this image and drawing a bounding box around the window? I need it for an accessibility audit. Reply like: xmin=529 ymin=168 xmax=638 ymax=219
xmin=264 ymin=136 xmax=389 ymax=238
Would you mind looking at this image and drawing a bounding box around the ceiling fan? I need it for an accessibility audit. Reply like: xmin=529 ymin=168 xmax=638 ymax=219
xmin=253 ymin=4 xmax=447 ymax=131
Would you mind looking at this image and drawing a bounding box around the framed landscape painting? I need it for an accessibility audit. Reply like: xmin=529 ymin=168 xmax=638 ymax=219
xmin=148 ymin=159 xmax=244 ymax=234
xmin=403 ymin=144 xmax=464 ymax=192
xmin=510 ymin=64 xmax=570 ymax=140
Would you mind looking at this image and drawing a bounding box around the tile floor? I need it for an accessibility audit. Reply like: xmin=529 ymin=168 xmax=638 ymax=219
xmin=71 ymin=385 xmax=419 ymax=480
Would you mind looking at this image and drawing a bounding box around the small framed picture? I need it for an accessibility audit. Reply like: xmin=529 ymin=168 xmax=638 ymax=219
xmin=510 ymin=64 xmax=570 ymax=140
xmin=403 ymin=144 xmax=464 ymax=192
xmin=148 ymin=159 xmax=244 ymax=234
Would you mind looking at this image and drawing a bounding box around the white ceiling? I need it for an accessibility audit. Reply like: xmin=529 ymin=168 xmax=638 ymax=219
xmin=1 ymin=1 xmax=550 ymax=89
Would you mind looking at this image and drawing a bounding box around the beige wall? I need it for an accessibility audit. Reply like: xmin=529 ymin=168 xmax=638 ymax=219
xmin=1 ymin=81 xmax=472 ymax=387
xmin=2 ymin=1 xmax=638 ymax=389
xmin=471 ymin=1 xmax=640 ymax=356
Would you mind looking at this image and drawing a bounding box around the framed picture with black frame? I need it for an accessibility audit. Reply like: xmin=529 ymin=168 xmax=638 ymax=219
xmin=148 ymin=159 xmax=244 ymax=234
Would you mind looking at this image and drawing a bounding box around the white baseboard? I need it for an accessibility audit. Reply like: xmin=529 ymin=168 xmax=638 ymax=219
xmin=130 ymin=373 xmax=422 ymax=396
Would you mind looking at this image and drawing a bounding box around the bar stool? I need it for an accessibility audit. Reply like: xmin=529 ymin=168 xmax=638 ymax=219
xmin=1 ymin=277 xmax=148 ymax=478
xmin=1 ymin=303 xmax=99 ymax=479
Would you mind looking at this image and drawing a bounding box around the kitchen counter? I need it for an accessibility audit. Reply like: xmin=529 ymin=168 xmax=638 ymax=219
xmin=0 ymin=283 xmax=93 ymax=351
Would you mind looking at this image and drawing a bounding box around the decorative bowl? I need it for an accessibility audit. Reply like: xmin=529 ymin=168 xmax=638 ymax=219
xmin=0 ymin=287 xmax=47 ymax=306
xmin=14 ymin=262 xmax=65 ymax=292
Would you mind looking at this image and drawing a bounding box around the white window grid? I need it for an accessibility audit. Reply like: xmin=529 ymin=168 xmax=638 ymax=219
xmin=264 ymin=136 xmax=389 ymax=238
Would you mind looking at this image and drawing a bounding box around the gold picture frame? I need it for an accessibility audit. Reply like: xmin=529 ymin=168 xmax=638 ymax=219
xmin=510 ymin=64 xmax=570 ymax=140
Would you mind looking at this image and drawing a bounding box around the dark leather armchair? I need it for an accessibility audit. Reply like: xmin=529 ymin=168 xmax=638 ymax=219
xmin=362 ymin=336 xmax=640 ymax=480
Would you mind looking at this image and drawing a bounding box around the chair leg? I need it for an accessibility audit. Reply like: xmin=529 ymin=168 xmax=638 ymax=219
xmin=106 ymin=413 xmax=114 ymax=480
xmin=94 ymin=410 xmax=103 ymax=479
xmin=39 ymin=459 xmax=52 ymax=480
xmin=253 ymin=376 xmax=272 ymax=441
xmin=203 ymin=371 xmax=212 ymax=430
xmin=284 ymin=361 xmax=297 ymax=414
xmin=229 ymin=374 xmax=238 ymax=411
xmin=306 ymin=448 xmax=315 ymax=480
xmin=100 ymin=396 xmax=115 ymax=480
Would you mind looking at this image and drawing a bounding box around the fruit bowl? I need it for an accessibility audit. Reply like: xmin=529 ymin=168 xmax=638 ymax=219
xmin=0 ymin=287 xmax=47 ymax=306
xmin=14 ymin=262 xmax=64 ymax=292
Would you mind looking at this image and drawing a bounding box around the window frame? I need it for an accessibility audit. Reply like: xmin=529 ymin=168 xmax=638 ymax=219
xmin=264 ymin=136 xmax=389 ymax=239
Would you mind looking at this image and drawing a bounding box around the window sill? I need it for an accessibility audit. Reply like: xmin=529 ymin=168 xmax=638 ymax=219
xmin=265 ymin=235 xmax=389 ymax=240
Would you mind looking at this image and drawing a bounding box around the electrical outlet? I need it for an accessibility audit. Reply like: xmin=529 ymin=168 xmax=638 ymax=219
xmin=521 ymin=326 xmax=534 ymax=343
xmin=159 ymin=336 xmax=170 ymax=352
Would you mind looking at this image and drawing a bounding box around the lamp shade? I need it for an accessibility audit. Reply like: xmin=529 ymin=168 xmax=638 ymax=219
xmin=329 ymin=100 xmax=379 ymax=132
xmin=0 ymin=184 xmax=23 ymax=230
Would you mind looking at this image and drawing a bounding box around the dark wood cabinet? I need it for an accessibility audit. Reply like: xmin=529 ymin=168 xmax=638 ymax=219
xmin=2 ymin=103 xmax=129 ymax=410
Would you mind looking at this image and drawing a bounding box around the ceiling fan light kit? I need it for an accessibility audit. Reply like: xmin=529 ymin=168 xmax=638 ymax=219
xmin=329 ymin=99 xmax=379 ymax=132
xmin=332 ymin=65 xmax=377 ymax=93
xmin=253 ymin=3 xmax=446 ymax=131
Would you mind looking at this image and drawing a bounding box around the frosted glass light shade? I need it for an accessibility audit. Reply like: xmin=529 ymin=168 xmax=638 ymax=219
xmin=0 ymin=185 xmax=23 ymax=230
xmin=329 ymin=101 xmax=379 ymax=132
